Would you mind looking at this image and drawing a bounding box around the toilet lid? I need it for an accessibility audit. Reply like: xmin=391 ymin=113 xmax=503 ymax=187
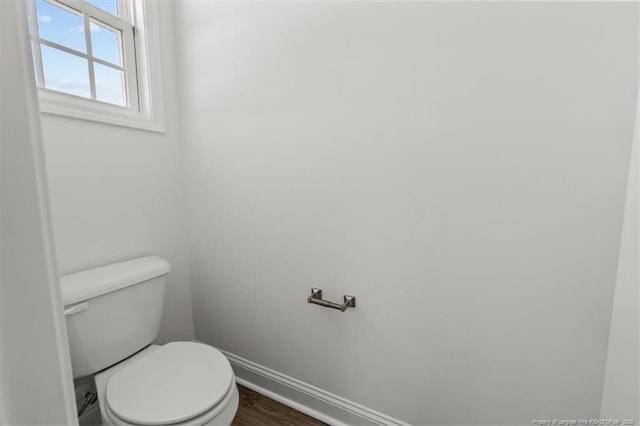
xmin=106 ymin=342 xmax=234 ymax=425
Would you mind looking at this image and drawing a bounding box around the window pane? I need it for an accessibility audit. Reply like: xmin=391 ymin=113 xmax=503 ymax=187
xmin=36 ymin=0 xmax=86 ymax=53
xmin=90 ymin=19 xmax=122 ymax=66
xmin=85 ymin=0 xmax=118 ymax=16
xmin=95 ymin=63 xmax=125 ymax=106
xmin=41 ymin=45 xmax=90 ymax=98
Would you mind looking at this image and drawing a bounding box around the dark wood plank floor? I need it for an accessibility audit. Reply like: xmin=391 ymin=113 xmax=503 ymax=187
xmin=233 ymin=385 xmax=327 ymax=426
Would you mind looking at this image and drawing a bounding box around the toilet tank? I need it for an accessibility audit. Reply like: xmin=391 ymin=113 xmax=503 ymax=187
xmin=60 ymin=256 xmax=171 ymax=378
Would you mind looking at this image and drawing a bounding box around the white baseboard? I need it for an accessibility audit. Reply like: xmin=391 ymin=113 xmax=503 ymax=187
xmin=219 ymin=349 xmax=409 ymax=426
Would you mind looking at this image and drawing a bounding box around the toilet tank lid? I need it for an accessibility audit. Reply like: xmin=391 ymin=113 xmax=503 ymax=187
xmin=60 ymin=256 xmax=171 ymax=306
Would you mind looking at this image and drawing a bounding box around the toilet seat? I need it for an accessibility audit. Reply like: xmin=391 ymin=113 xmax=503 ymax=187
xmin=103 ymin=382 xmax=238 ymax=426
xmin=104 ymin=342 xmax=235 ymax=426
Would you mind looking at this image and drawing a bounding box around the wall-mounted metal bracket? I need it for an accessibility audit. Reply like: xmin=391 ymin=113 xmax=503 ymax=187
xmin=307 ymin=288 xmax=356 ymax=312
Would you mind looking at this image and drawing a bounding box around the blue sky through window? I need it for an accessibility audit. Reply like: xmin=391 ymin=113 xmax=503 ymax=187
xmin=41 ymin=44 xmax=90 ymax=98
xmin=36 ymin=0 xmax=86 ymax=53
xmin=95 ymin=63 xmax=124 ymax=105
xmin=90 ymin=19 xmax=122 ymax=65
xmin=86 ymin=0 xmax=117 ymax=16
xmin=34 ymin=0 xmax=125 ymax=106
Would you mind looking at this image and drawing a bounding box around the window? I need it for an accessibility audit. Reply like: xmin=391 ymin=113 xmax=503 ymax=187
xmin=26 ymin=0 xmax=165 ymax=132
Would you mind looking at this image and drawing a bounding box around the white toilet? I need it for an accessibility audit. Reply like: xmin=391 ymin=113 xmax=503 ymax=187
xmin=61 ymin=256 xmax=239 ymax=425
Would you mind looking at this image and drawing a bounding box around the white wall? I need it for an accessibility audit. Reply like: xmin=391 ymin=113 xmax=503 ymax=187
xmin=175 ymin=2 xmax=638 ymax=424
xmin=40 ymin=2 xmax=194 ymax=343
xmin=600 ymin=72 xmax=639 ymax=419
xmin=1 ymin=2 xmax=76 ymax=423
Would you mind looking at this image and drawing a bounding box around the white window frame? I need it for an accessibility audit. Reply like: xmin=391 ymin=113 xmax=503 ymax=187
xmin=27 ymin=0 xmax=165 ymax=132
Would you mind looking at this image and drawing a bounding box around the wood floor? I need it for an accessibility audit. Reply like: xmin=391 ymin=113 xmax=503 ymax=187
xmin=232 ymin=385 xmax=327 ymax=426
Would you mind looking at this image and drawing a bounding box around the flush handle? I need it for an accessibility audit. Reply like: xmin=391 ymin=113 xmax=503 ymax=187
xmin=63 ymin=301 xmax=89 ymax=316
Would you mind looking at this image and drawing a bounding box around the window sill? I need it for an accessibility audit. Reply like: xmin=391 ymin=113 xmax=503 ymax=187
xmin=38 ymin=89 xmax=165 ymax=133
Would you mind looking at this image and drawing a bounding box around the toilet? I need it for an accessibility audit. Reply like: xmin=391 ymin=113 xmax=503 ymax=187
xmin=61 ymin=256 xmax=239 ymax=425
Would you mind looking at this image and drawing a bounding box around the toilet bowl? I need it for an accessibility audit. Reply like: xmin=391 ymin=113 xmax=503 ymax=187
xmin=60 ymin=257 xmax=239 ymax=426
xmin=95 ymin=343 xmax=239 ymax=426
